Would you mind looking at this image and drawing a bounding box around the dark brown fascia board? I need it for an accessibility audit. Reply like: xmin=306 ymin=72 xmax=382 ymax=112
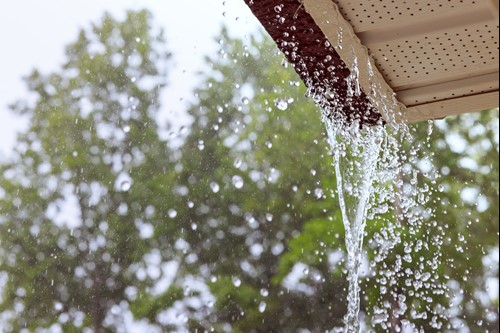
xmin=244 ymin=0 xmax=384 ymax=127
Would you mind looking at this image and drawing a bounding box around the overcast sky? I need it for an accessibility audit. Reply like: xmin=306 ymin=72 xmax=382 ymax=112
xmin=0 ymin=0 xmax=261 ymax=158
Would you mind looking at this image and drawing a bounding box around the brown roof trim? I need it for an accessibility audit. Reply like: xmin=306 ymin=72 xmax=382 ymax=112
xmin=244 ymin=0 xmax=383 ymax=127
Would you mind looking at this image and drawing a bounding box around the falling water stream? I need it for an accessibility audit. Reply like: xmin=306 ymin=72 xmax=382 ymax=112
xmin=237 ymin=0 xmax=467 ymax=330
xmin=320 ymin=105 xmax=451 ymax=332
xmin=325 ymin=119 xmax=385 ymax=332
xmin=318 ymin=79 xmax=447 ymax=331
xmin=306 ymin=7 xmax=423 ymax=329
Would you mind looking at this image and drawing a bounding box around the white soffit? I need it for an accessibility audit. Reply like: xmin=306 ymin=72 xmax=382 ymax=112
xmin=305 ymin=0 xmax=499 ymax=122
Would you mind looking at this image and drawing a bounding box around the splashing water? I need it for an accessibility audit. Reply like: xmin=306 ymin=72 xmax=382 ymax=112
xmin=311 ymin=10 xmax=449 ymax=327
xmin=293 ymin=1 xmax=450 ymax=329
xmin=319 ymin=91 xmax=448 ymax=332
xmin=325 ymin=119 xmax=384 ymax=332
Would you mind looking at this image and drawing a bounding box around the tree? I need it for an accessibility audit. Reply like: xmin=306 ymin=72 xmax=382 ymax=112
xmin=131 ymin=29 xmax=349 ymax=332
xmin=0 ymin=10 xmax=172 ymax=332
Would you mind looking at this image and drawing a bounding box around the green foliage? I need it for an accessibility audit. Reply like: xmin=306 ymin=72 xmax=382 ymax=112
xmin=209 ymin=276 xmax=263 ymax=331
xmin=274 ymin=217 xmax=344 ymax=284
xmin=0 ymin=10 xmax=172 ymax=332
xmin=130 ymin=285 xmax=184 ymax=323
xmin=154 ymin=29 xmax=343 ymax=332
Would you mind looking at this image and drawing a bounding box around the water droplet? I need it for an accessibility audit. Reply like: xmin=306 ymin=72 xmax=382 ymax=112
xmin=198 ymin=140 xmax=205 ymax=151
xmin=438 ymin=184 xmax=444 ymax=192
xmin=274 ymin=98 xmax=288 ymax=110
xmin=168 ymin=209 xmax=177 ymax=218
xmin=314 ymin=188 xmax=324 ymax=199
xmin=187 ymin=201 xmax=194 ymax=208
xmin=258 ymin=301 xmax=267 ymax=313
xmin=72 ymin=151 xmax=78 ymax=157
xmin=232 ymin=175 xmax=244 ymax=189
xmin=232 ymin=276 xmax=241 ymax=287
xmin=427 ymin=120 xmax=434 ymax=136
xmin=274 ymin=5 xmax=282 ymax=13
xmin=54 ymin=302 xmax=63 ymax=311
xmin=123 ymin=125 xmax=130 ymax=133
xmin=120 ymin=181 xmax=131 ymax=192
xmin=265 ymin=213 xmax=273 ymax=221
xmin=135 ymin=37 xmax=141 ymax=42
xmin=260 ymin=288 xmax=269 ymax=297
xmin=233 ymin=159 xmax=242 ymax=168
xmin=130 ymin=77 xmax=136 ymax=83
xmin=210 ymin=182 xmax=220 ymax=193
xmin=241 ymin=97 xmax=249 ymax=105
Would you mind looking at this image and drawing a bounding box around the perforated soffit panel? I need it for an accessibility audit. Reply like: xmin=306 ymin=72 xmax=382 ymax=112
xmin=244 ymin=0 xmax=499 ymax=123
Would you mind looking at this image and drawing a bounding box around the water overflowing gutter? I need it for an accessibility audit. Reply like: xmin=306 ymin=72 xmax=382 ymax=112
xmin=244 ymin=0 xmax=499 ymax=124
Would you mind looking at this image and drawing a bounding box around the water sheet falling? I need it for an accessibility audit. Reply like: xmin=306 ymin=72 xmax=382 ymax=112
xmin=320 ymin=100 xmax=448 ymax=332
xmin=325 ymin=119 xmax=384 ymax=332
xmin=313 ymin=23 xmax=447 ymax=328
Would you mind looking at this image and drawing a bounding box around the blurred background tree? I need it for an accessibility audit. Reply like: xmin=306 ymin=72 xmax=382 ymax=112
xmin=0 ymin=10 xmax=173 ymax=332
xmin=0 ymin=8 xmax=498 ymax=333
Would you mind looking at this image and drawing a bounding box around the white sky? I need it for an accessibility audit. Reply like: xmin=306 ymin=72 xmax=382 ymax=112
xmin=0 ymin=0 xmax=261 ymax=158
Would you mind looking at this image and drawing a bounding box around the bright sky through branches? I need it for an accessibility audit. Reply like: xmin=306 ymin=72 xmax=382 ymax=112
xmin=0 ymin=0 xmax=259 ymax=157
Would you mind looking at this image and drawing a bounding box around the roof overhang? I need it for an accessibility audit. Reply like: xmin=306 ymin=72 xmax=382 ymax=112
xmin=244 ymin=0 xmax=499 ymax=124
